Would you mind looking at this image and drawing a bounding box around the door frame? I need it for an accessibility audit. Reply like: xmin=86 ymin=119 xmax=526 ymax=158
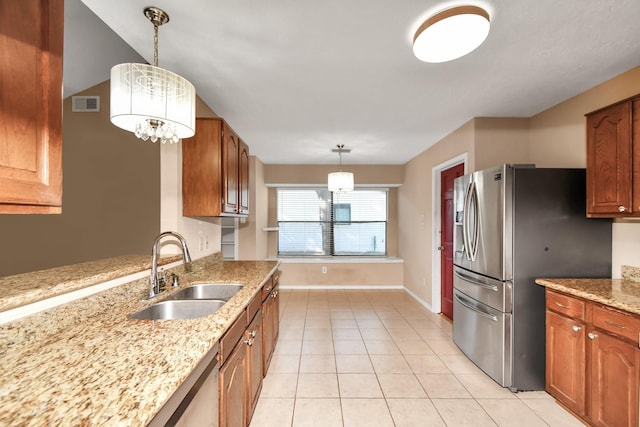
xmin=430 ymin=153 xmax=467 ymax=314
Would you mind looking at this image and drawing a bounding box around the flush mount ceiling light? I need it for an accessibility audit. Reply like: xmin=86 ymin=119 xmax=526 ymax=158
xmin=328 ymin=144 xmax=354 ymax=193
xmin=413 ymin=5 xmax=490 ymax=63
xmin=110 ymin=6 xmax=196 ymax=144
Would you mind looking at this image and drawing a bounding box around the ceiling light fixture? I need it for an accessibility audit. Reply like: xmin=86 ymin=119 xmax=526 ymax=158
xmin=110 ymin=6 xmax=196 ymax=144
xmin=328 ymin=144 xmax=354 ymax=193
xmin=413 ymin=5 xmax=490 ymax=63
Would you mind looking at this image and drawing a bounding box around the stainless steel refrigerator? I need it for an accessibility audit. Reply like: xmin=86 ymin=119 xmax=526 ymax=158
xmin=452 ymin=164 xmax=611 ymax=391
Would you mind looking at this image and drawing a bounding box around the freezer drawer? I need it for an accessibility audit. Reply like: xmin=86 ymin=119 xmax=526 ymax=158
xmin=453 ymin=289 xmax=512 ymax=388
xmin=453 ymin=266 xmax=512 ymax=312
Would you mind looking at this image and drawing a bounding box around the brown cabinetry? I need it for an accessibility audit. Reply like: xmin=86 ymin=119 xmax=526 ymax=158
xmin=545 ymin=289 xmax=640 ymax=426
xmin=586 ymin=95 xmax=640 ymax=217
xmin=262 ymin=273 xmax=280 ymax=374
xmin=0 ymin=0 xmax=63 ymax=214
xmin=219 ymin=271 xmax=279 ymax=427
xmin=182 ymin=118 xmax=250 ymax=217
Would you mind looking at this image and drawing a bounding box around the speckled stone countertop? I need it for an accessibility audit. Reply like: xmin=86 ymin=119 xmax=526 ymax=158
xmin=0 ymin=254 xmax=181 ymax=312
xmin=535 ymin=266 xmax=640 ymax=316
xmin=0 ymin=254 xmax=279 ymax=426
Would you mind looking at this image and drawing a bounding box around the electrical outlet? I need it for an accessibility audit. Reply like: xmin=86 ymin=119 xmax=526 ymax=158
xmin=322 ymin=266 xmax=327 ymax=274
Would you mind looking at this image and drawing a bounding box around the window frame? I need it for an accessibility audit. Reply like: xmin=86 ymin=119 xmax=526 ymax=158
xmin=276 ymin=187 xmax=388 ymax=257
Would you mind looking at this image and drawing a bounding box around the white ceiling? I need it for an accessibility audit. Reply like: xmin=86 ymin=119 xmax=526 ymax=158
xmin=69 ymin=0 xmax=640 ymax=165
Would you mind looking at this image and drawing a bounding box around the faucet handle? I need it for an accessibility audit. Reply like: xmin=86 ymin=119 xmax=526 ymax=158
xmin=171 ymin=273 xmax=180 ymax=288
xmin=158 ymin=269 xmax=167 ymax=292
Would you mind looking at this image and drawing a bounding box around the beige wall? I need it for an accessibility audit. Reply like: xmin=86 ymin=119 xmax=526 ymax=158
xmin=237 ymin=156 xmax=269 ymax=260
xmin=279 ymin=261 xmax=404 ymax=287
xmin=263 ymin=163 xmax=403 ymax=286
xmin=0 ymin=81 xmax=160 ymax=277
xmin=528 ymin=66 xmax=640 ymax=275
xmin=399 ymin=66 xmax=640 ymax=311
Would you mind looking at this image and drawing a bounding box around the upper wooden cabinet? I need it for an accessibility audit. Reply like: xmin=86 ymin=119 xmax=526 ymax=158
xmin=0 ymin=0 xmax=63 ymax=214
xmin=182 ymin=118 xmax=250 ymax=217
xmin=586 ymin=95 xmax=640 ymax=217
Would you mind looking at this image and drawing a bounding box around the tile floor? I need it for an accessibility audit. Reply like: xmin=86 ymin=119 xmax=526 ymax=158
xmin=249 ymin=289 xmax=584 ymax=427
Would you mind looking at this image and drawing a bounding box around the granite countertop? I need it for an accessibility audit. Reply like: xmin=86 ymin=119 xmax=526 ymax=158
xmin=535 ymin=266 xmax=640 ymax=316
xmin=0 ymin=254 xmax=279 ymax=426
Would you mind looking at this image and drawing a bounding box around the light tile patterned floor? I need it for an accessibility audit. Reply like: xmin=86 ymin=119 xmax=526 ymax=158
xmin=249 ymin=289 xmax=584 ymax=427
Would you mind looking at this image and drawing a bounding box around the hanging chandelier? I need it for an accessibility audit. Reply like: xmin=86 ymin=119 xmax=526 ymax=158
xmin=328 ymin=144 xmax=354 ymax=193
xmin=110 ymin=6 xmax=196 ymax=144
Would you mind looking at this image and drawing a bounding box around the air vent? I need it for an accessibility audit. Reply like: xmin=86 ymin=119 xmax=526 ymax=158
xmin=72 ymin=96 xmax=100 ymax=112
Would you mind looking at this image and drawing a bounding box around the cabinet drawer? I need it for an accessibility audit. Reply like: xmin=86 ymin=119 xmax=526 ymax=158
xmin=592 ymin=304 xmax=640 ymax=345
xmin=246 ymin=293 xmax=261 ymax=323
xmin=219 ymin=313 xmax=247 ymax=365
xmin=546 ymin=290 xmax=586 ymax=320
xmin=262 ymin=277 xmax=275 ymax=302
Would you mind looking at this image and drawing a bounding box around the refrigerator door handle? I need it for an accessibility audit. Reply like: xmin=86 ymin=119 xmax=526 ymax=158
xmin=454 ymin=292 xmax=498 ymax=322
xmin=468 ymin=181 xmax=479 ymax=261
xmin=454 ymin=269 xmax=499 ymax=292
xmin=462 ymin=181 xmax=474 ymax=261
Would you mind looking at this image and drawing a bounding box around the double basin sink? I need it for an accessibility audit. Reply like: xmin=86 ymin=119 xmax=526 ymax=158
xmin=129 ymin=283 xmax=244 ymax=320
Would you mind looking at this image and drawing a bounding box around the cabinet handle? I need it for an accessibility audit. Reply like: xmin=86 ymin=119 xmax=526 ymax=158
xmin=250 ymin=330 xmax=257 ymax=338
xmin=619 ymin=206 xmax=627 ymax=212
xmin=244 ymin=338 xmax=254 ymax=346
xmin=271 ymin=290 xmax=278 ymax=298
xmin=572 ymin=325 xmax=581 ymax=332
xmin=604 ymin=320 xmax=626 ymax=329
xmin=554 ymin=302 xmax=570 ymax=309
xmin=588 ymin=332 xmax=598 ymax=340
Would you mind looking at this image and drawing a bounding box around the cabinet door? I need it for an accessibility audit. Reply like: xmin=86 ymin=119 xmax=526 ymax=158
xmin=0 ymin=0 xmax=63 ymax=213
xmin=632 ymin=98 xmax=640 ymax=214
xmin=182 ymin=118 xmax=223 ymax=216
xmin=219 ymin=342 xmax=247 ymax=427
xmin=239 ymin=140 xmax=250 ymax=215
xmin=262 ymin=292 xmax=275 ymax=375
xmin=589 ymin=330 xmax=640 ymax=427
xmin=222 ymin=123 xmax=239 ymax=214
xmin=586 ymin=102 xmax=633 ymax=216
xmin=546 ymin=310 xmax=586 ymax=416
xmin=246 ymin=310 xmax=263 ymax=423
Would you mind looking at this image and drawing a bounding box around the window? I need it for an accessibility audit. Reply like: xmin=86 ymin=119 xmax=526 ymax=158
xmin=277 ymin=188 xmax=387 ymax=256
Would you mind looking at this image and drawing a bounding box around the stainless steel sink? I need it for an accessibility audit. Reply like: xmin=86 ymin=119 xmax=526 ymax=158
xmin=128 ymin=299 xmax=226 ymax=320
xmin=169 ymin=283 xmax=244 ymax=301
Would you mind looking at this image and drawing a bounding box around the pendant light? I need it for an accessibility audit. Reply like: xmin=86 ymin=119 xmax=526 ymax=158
xmin=413 ymin=5 xmax=490 ymax=63
xmin=328 ymin=144 xmax=354 ymax=193
xmin=110 ymin=7 xmax=196 ymax=144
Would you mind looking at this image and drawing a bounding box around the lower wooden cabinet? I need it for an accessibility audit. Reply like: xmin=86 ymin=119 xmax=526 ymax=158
xmin=262 ymin=277 xmax=280 ymax=374
xmin=545 ymin=289 xmax=640 ymax=427
xmin=219 ymin=271 xmax=280 ymax=427
xmin=589 ymin=330 xmax=640 ymax=427
xmin=246 ymin=309 xmax=263 ymax=422
xmin=546 ymin=310 xmax=586 ymax=415
xmin=219 ymin=340 xmax=247 ymax=427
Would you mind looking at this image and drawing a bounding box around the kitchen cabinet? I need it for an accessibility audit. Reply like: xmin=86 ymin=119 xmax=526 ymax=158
xmin=545 ymin=289 xmax=640 ymax=427
xmin=586 ymin=95 xmax=640 ymax=217
xmin=262 ymin=272 xmax=280 ymax=374
xmin=182 ymin=118 xmax=250 ymax=217
xmin=245 ymin=307 xmax=263 ymax=421
xmin=0 ymin=0 xmax=63 ymax=214
xmin=219 ymin=271 xmax=279 ymax=427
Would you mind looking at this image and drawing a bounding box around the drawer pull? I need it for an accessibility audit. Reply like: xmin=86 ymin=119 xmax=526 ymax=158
xmin=554 ymin=302 xmax=570 ymax=309
xmin=604 ymin=320 xmax=626 ymax=330
xmin=244 ymin=338 xmax=254 ymax=346
xmin=588 ymin=332 xmax=598 ymax=340
xmin=572 ymin=325 xmax=581 ymax=332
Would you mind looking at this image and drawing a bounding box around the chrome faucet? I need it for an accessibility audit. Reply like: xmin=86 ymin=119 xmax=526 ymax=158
xmin=149 ymin=231 xmax=193 ymax=298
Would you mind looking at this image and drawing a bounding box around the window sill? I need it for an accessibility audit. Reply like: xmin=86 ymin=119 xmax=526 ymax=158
xmin=273 ymin=257 xmax=403 ymax=264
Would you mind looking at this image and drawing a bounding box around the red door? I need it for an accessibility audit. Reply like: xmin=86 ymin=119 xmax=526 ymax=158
xmin=440 ymin=163 xmax=464 ymax=319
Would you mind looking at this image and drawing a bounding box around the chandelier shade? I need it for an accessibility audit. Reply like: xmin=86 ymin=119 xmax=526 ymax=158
xmin=328 ymin=171 xmax=354 ymax=193
xmin=413 ymin=5 xmax=490 ymax=63
xmin=110 ymin=63 xmax=196 ymax=143
xmin=109 ymin=6 xmax=196 ymax=144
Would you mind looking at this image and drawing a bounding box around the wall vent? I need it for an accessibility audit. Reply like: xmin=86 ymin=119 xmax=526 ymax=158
xmin=72 ymin=96 xmax=100 ymax=112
